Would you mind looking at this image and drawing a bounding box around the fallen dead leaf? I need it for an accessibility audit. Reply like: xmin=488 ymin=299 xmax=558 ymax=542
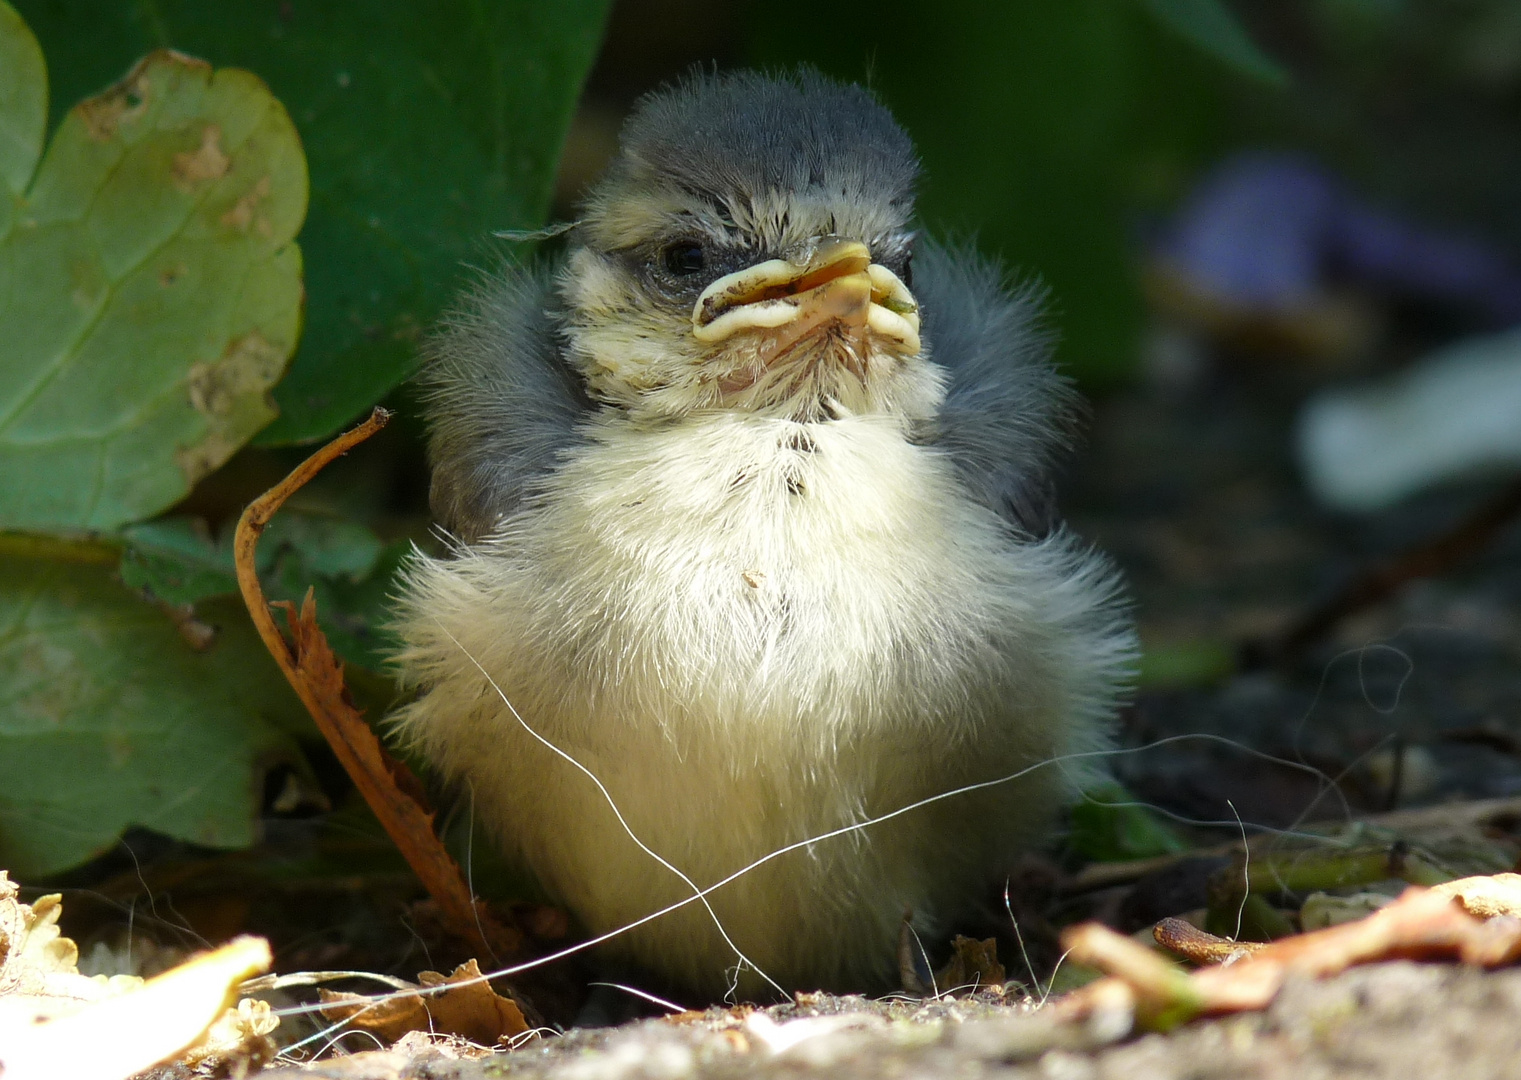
xmin=937 ymin=935 xmax=1007 ymax=994
xmin=1431 ymin=872 xmax=1521 ymax=919
xmin=1065 ymin=879 xmax=1521 ymax=1032
xmin=319 ymin=958 xmax=529 ymax=1047
xmin=180 ymin=995 xmax=280 ymax=1070
xmin=1059 ymin=921 xmax=1203 ymax=1030
xmin=1152 ymin=918 xmax=1267 ymax=965
xmin=0 ymin=870 xmax=142 ymax=1013
xmin=1 ymin=930 xmax=271 ymax=1080
xmin=0 ymin=872 xmax=276 ymax=1080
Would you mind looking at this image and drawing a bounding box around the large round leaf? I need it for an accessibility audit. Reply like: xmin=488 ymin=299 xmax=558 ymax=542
xmin=0 ymin=554 xmax=311 ymax=877
xmin=0 ymin=1 xmax=45 ymax=206
xmin=14 ymin=1 xmax=612 ymax=444
xmin=0 ymin=15 xmax=307 ymax=531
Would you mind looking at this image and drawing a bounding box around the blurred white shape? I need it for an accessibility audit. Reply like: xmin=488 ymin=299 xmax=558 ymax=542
xmin=1298 ymin=327 xmax=1521 ymax=510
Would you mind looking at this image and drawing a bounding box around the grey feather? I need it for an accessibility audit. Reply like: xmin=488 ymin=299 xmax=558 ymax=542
xmin=596 ymin=68 xmax=917 ymax=231
xmin=424 ymin=242 xmax=1074 ymax=543
xmin=916 ymin=243 xmax=1079 ymax=537
xmin=421 ymin=264 xmax=593 ymax=543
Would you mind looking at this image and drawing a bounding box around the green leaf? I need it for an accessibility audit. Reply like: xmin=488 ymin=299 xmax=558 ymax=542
xmin=0 ymin=554 xmax=312 ymax=877
xmin=263 ymin=512 xmax=382 ymax=582
xmin=13 ymin=1 xmax=611 ymax=444
xmin=1139 ymin=0 xmax=1288 ymax=84
xmin=0 ymin=0 xmax=45 ymax=209
xmin=120 ymin=511 xmax=402 ymax=670
xmin=0 ymin=18 xmax=308 ymax=531
xmin=1070 ymin=783 xmax=1190 ymax=862
xmin=120 ymin=517 xmax=239 ymax=605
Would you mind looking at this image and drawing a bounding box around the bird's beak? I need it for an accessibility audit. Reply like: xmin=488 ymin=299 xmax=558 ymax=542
xmin=691 ymin=238 xmax=920 ymax=356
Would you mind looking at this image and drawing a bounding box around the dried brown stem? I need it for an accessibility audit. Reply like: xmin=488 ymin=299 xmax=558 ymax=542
xmin=1153 ymin=919 xmax=1266 ymax=965
xmin=234 ymin=407 xmax=522 ymax=962
xmin=1065 ymin=885 xmax=1521 ymax=1030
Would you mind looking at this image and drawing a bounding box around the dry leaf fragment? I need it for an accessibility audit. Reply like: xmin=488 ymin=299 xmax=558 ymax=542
xmin=180 ymin=996 xmax=281 ymax=1070
xmin=0 ymin=934 xmax=271 ymax=1080
xmin=0 ymin=871 xmax=146 ymax=1025
xmin=390 ymin=1029 xmax=500 ymax=1060
xmin=1069 ymin=881 xmax=1521 ymax=1031
xmin=1195 ymin=885 xmax=1521 ymax=979
xmin=1431 ymin=872 xmax=1521 ymax=919
xmin=1 ymin=874 xmax=274 ymax=1077
xmin=1058 ymin=922 xmax=1204 ymax=1030
xmin=319 ymin=958 xmax=528 ymax=1047
xmin=937 ymin=935 xmax=1007 ymax=993
xmin=1152 ymin=918 xmax=1266 ymax=965
xmin=1 ymin=872 xmax=92 ymax=1000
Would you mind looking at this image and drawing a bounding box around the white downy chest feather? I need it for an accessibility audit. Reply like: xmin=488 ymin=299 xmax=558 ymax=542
xmin=392 ymin=412 xmax=1128 ymax=993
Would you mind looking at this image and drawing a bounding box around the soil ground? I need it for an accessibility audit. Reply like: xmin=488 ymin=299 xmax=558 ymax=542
xmin=257 ymin=962 xmax=1521 ymax=1079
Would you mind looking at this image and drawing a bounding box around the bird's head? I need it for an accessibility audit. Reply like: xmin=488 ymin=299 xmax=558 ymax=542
xmin=559 ymin=70 xmax=939 ymax=423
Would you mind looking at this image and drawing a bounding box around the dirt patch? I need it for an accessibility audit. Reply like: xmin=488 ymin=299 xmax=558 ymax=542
xmin=254 ymin=961 xmax=1521 ymax=1078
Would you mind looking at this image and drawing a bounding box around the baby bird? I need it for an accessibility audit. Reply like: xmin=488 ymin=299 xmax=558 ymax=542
xmin=391 ymin=70 xmax=1134 ymax=998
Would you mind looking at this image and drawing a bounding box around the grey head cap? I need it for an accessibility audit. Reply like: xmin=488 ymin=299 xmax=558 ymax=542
xmin=581 ymin=69 xmax=920 ymax=250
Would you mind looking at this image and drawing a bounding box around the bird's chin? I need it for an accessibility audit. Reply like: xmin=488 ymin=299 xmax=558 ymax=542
xmin=706 ymin=325 xmax=918 ymax=415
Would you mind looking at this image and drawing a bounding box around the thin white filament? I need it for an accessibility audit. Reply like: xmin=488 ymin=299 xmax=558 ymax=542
xmin=1227 ymin=799 xmax=1249 ymax=942
xmin=587 ymin=981 xmax=687 ymax=1014
xmin=267 ymin=730 xmax=1335 ymax=1027
xmin=432 ymin=618 xmax=788 ymax=999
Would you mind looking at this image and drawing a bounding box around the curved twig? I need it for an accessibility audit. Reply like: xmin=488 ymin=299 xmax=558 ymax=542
xmin=233 ymin=407 xmax=521 ymax=962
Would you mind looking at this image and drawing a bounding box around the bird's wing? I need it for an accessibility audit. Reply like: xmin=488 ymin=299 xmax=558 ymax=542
xmin=915 ymin=242 xmax=1081 ymax=538
xmin=421 ymin=261 xmax=594 ymax=543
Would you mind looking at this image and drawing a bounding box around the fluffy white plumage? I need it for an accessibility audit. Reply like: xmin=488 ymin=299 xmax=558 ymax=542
xmin=388 ymin=71 xmax=1134 ymax=996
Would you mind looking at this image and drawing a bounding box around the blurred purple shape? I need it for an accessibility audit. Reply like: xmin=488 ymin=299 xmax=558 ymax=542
xmin=1161 ymin=153 xmax=1337 ymax=309
xmin=1160 ymin=151 xmax=1521 ymax=325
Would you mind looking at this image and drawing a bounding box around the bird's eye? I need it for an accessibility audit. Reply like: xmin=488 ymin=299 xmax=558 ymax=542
xmin=901 ymin=252 xmax=914 ymax=290
xmin=662 ymin=241 xmax=706 ymax=276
